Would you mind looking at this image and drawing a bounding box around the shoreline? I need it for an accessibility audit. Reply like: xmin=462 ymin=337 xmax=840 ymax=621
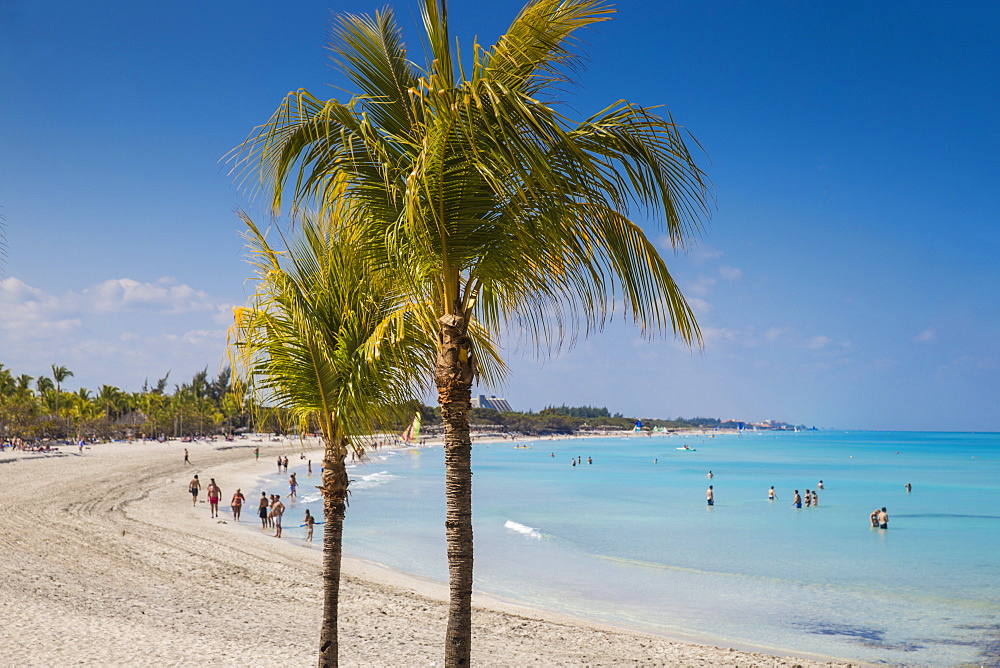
xmin=0 ymin=437 xmax=861 ymax=666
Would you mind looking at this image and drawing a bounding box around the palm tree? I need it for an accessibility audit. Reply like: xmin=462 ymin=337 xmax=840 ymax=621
xmin=51 ymin=364 xmax=73 ymax=417
xmin=233 ymin=1 xmax=711 ymax=663
xmin=230 ymin=211 xmax=433 ymax=667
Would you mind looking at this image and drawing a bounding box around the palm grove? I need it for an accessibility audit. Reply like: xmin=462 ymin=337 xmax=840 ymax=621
xmin=246 ymin=0 xmax=707 ymax=666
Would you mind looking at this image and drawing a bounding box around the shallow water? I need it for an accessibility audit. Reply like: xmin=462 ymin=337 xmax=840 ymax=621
xmin=258 ymin=431 xmax=1000 ymax=666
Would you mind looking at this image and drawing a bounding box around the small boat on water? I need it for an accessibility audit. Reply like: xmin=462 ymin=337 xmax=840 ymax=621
xmin=676 ymin=445 xmax=697 ymax=451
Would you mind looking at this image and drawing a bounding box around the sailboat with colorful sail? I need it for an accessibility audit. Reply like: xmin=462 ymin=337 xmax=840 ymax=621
xmin=402 ymin=412 xmax=422 ymax=443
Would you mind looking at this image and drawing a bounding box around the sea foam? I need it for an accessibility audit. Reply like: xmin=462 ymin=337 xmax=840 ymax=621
xmin=504 ymin=520 xmax=544 ymax=539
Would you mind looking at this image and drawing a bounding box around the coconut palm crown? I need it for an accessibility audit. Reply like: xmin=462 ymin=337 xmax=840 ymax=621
xmin=232 ymin=1 xmax=712 ymax=664
xmin=229 ymin=210 xmax=434 ymax=667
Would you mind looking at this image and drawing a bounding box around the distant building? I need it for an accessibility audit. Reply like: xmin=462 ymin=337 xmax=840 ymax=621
xmin=471 ymin=394 xmax=512 ymax=413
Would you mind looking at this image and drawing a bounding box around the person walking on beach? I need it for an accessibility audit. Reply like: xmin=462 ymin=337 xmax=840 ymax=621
xmin=270 ymin=495 xmax=285 ymax=537
xmin=184 ymin=448 xmax=190 ymax=465
xmin=792 ymin=490 xmax=802 ymax=509
xmin=307 ymin=460 xmax=312 ymax=476
xmin=231 ymin=488 xmax=245 ymax=521
xmin=283 ymin=456 xmax=289 ymax=473
xmin=877 ymin=507 xmax=888 ymax=529
xmin=706 ymin=485 xmax=714 ymax=506
xmin=289 ymin=472 xmax=297 ymax=498
xmin=207 ymin=478 xmax=221 ymax=518
xmin=303 ymin=509 xmax=315 ymax=542
xmin=188 ymin=475 xmax=201 ymax=506
xmin=254 ymin=446 xmax=259 ymax=461
xmin=258 ymin=492 xmax=269 ymax=528
xmin=277 ymin=456 xmax=282 ymax=474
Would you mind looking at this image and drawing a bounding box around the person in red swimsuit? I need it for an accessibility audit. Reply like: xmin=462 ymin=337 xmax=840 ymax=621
xmin=207 ymin=478 xmax=221 ymax=518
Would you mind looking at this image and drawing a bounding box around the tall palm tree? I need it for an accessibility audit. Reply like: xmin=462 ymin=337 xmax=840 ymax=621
xmin=51 ymin=364 xmax=73 ymax=416
xmin=230 ymin=211 xmax=434 ymax=667
xmin=233 ymin=1 xmax=711 ymax=663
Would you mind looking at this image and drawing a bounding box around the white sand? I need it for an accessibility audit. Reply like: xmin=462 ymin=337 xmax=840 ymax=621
xmin=0 ymin=439 xmax=863 ymax=666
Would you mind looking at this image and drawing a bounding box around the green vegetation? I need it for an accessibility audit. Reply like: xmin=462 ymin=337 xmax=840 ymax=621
xmin=232 ymin=2 xmax=711 ymax=663
xmin=0 ymin=362 xmax=250 ymax=443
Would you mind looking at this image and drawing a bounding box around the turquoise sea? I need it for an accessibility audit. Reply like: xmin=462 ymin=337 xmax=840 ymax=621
xmin=260 ymin=431 xmax=1000 ymax=666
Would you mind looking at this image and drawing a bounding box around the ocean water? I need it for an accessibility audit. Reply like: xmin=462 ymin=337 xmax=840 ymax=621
xmin=257 ymin=431 xmax=1000 ymax=666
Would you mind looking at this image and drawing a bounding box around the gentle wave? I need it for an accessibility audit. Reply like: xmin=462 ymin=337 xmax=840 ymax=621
xmin=504 ymin=520 xmax=544 ymax=540
xmin=350 ymin=470 xmax=398 ymax=490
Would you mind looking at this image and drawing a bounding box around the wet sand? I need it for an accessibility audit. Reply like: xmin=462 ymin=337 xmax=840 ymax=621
xmin=0 ymin=439 xmax=861 ymax=666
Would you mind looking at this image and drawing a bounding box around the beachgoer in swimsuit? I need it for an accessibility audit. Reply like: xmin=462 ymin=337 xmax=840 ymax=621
xmin=277 ymin=456 xmax=282 ymax=473
xmin=270 ymin=496 xmax=285 ymax=538
xmin=811 ymin=489 xmax=818 ymax=506
xmin=258 ymin=492 xmax=269 ymax=528
xmin=207 ymin=478 xmax=221 ymax=518
xmin=706 ymin=485 xmax=714 ymax=506
xmin=189 ymin=475 xmax=200 ymax=506
xmin=768 ymin=486 xmax=775 ymax=501
xmin=231 ymin=488 xmax=245 ymax=521
xmin=304 ymin=509 xmax=315 ymax=542
xmin=805 ymin=490 xmax=812 ymax=507
xmin=289 ymin=473 xmax=297 ymax=498
xmin=878 ymin=507 xmax=888 ymax=529
xmin=792 ymin=490 xmax=802 ymax=509
xmin=870 ymin=508 xmax=880 ymax=527
xmin=905 ymin=483 xmax=912 ymax=492
xmin=817 ymin=480 xmax=824 ymax=489
xmin=254 ymin=446 xmax=259 ymax=461
xmin=307 ymin=460 xmax=312 ymax=476
xmin=283 ymin=456 xmax=289 ymax=473
xmin=184 ymin=448 xmax=190 ymax=464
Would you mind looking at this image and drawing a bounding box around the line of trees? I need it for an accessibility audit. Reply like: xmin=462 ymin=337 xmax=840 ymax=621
xmin=0 ymin=362 xmax=253 ymax=443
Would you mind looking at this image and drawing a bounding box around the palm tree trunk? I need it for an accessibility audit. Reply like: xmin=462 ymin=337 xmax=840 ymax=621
xmin=318 ymin=450 xmax=348 ymax=668
xmin=436 ymin=313 xmax=475 ymax=667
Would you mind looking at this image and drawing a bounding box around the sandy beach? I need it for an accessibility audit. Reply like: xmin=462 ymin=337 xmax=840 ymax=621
xmin=0 ymin=438 xmax=861 ymax=666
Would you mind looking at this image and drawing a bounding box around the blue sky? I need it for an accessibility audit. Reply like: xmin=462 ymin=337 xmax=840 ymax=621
xmin=2 ymin=0 xmax=998 ymax=431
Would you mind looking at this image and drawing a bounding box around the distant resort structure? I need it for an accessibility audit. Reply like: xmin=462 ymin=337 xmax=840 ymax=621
xmin=470 ymin=394 xmax=513 ymax=412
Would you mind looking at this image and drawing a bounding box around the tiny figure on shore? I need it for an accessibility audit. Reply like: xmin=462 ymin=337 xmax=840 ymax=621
xmin=254 ymin=446 xmax=259 ymax=461
xmin=768 ymin=486 xmax=776 ymax=501
xmin=184 ymin=448 xmax=190 ymax=465
xmin=283 ymin=456 xmax=289 ymax=473
xmin=304 ymin=509 xmax=315 ymax=542
xmin=905 ymin=483 xmax=912 ymax=493
xmin=270 ymin=495 xmax=285 ymax=538
xmin=188 ymin=475 xmax=200 ymax=506
xmin=877 ymin=507 xmax=888 ymax=529
xmin=307 ymin=460 xmax=312 ymax=476
xmin=817 ymin=480 xmax=824 ymax=489
xmin=277 ymin=456 xmax=282 ymax=474
xmin=706 ymin=470 xmax=713 ymax=479
xmin=792 ymin=490 xmax=802 ymax=509
xmin=706 ymin=485 xmax=714 ymax=506
xmin=289 ymin=473 xmax=297 ymax=498
xmin=258 ymin=492 xmax=269 ymax=528
xmin=207 ymin=478 xmax=221 ymax=518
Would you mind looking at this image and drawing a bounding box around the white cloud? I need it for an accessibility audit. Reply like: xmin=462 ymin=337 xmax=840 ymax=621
xmin=806 ymin=335 xmax=832 ymax=350
xmin=719 ymin=265 xmax=743 ymax=281
xmin=687 ymin=276 xmax=717 ymax=296
xmin=0 ymin=275 xmax=236 ymax=391
xmin=915 ymin=328 xmax=937 ymax=343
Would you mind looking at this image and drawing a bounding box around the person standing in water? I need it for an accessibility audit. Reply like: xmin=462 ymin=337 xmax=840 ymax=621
xmin=289 ymin=472 xmax=297 ymax=498
xmin=706 ymin=485 xmax=714 ymax=506
xmin=768 ymin=486 xmax=776 ymax=501
xmin=792 ymin=490 xmax=802 ymax=509
xmin=877 ymin=507 xmax=888 ymax=529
